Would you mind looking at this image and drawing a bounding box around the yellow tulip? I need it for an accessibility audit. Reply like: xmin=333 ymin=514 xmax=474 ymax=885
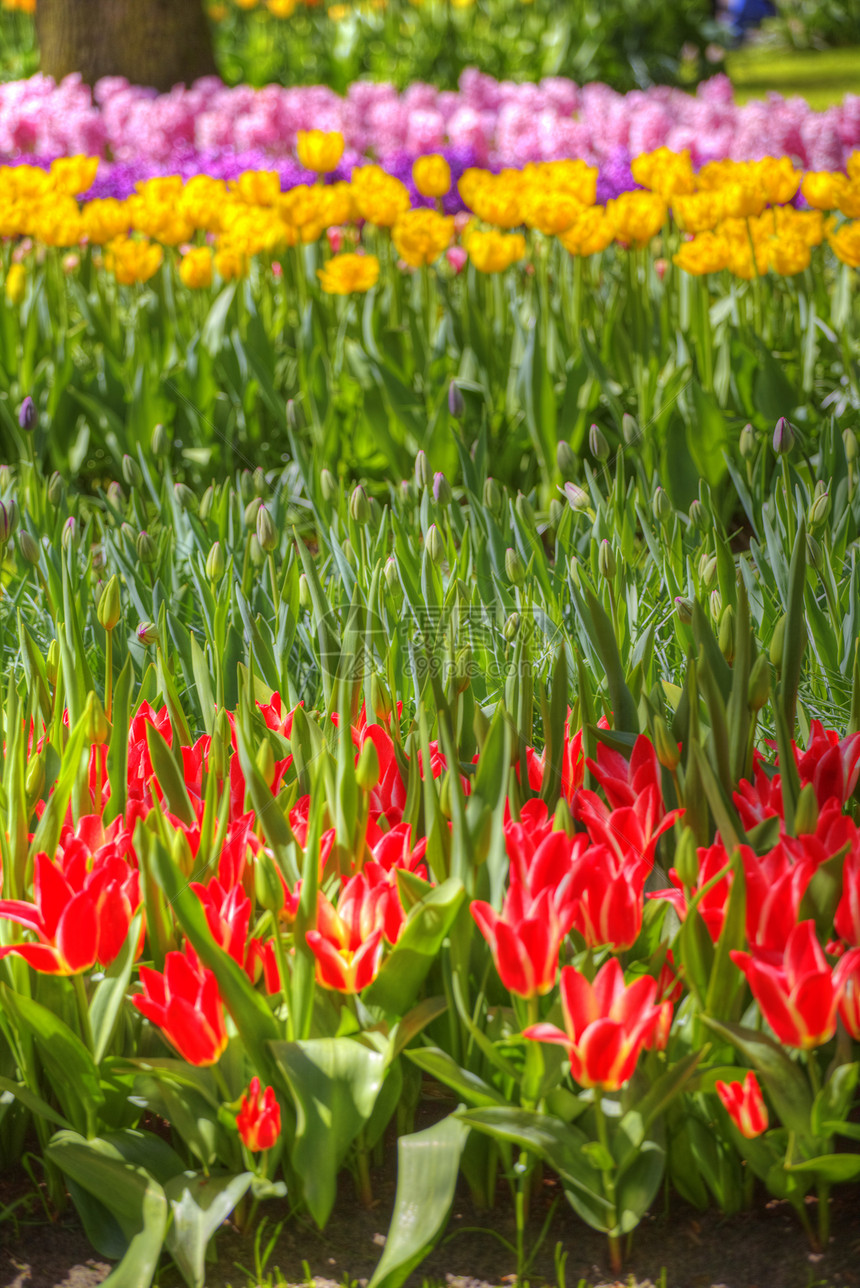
xmin=296 ymin=130 xmax=345 ymax=175
xmin=317 ymin=252 xmax=380 ymax=294
xmin=412 ymin=155 xmax=452 ymax=199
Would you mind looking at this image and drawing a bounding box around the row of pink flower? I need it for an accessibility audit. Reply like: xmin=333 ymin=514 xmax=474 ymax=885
xmin=1 ymin=69 xmax=859 ymax=171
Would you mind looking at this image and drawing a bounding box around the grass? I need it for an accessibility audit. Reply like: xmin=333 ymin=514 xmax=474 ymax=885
xmin=727 ymin=43 xmax=860 ymax=106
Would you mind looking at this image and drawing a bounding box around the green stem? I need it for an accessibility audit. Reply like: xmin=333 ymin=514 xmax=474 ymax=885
xmin=72 ymin=973 xmax=94 ymax=1054
xmin=104 ymin=628 xmax=113 ymax=725
xmin=269 ymin=911 xmax=293 ymax=1041
xmin=593 ymin=1093 xmax=621 ymax=1274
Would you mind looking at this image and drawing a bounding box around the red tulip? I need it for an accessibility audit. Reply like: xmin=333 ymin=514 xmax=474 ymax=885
xmin=648 ymin=841 xmax=733 ymax=943
xmin=576 ymin=737 xmax=681 ymax=870
xmin=835 ymin=847 xmax=860 ymax=948
xmin=797 ymin=721 xmax=860 ymax=808
xmin=835 ymin=948 xmax=860 ymax=1040
xmin=236 ymin=1077 xmax=281 ymax=1151
xmin=567 ymin=844 xmax=648 ymax=951
xmin=305 ymin=868 xmax=402 ymax=993
xmin=523 ymin=958 xmax=664 ymax=1090
xmin=472 ymin=885 xmax=571 ymax=999
xmin=133 ymin=950 xmax=228 ymax=1066
xmin=731 ymin=920 xmax=845 ymax=1050
xmin=715 ymin=1072 xmax=769 ymax=1138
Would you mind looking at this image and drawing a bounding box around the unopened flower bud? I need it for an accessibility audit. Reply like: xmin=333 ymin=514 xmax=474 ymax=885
xmin=17 ymin=530 xmax=39 ymax=565
xmin=806 ymin=534 xmax=823 ymax=571
xmin=556 ymin=439 xmax=576 ymax=476
xmin=61 ymin=516 xmax=78 ymax=551
xmin=548 ymin=497 xmax=563 ymax=529
xmin=843 ymin=427 xmax=858 ymax=464
xmin=249 ymin=533 xmax=265 ymax=566
xmin=505 ymin=547 xmax=525 ymax=585
xmin=253 ymin=467 xmax=266 ymax=498
xmin=516 ymin=493 xmax=535 ymax=530
xmin=598 ymin=539 xmax=616 ymax=580
xmin=106 ymin=481 xmax=124 ymax=510
xmin=46 ymin=639 xmax=59 ymax=685
xmin=151 ymin=423 xmax=168 ymax=457
xmin=137 ymin=620 xmax=159 ymax=647
xmin=356 ymin=737 xmax=381 ymax=791
xmin=198 ymin=483 xmax=215 ymax=523
xmin=1 ymin=497 xmax=21 ymax=543
xmin=239 ymin=470 xmax=253 ymax=503
xmin=552 ymin=796 xmax=575 ymax=836
xmin=97 ymin=575 xmax=121 ymax=632
xmin=433 ymin=472 xmax=452 ymax=506
xmin=448 ymin=380 xmax=465 ymax=420
xmin=769 ymin=614 xmax=786 ymax=672
xmin=286 ymin=398 xmax=300 ymax=433
xmin=47 ymin=471 xmax=63 ymax=506
xmin=121 ymin=454 xmax=141 ymax=489
xmin=210 ymin=707 xmax=231 ymax=780
xmin=172 ymin=827 xmax=194 ymax=878
xmin=174 ymin=482 xmax=197 ymax=513
xmin=622 ymin=413 xmax=638 ymax=446
xmin=652 ymin=486 xmax=671 ymax=524
xmin=675 ymin=828 xmax=699 ymax=889
xmin=483 ymin=476 xmax=501 ymax=513
xmin=255 ymin=851 xmax=285 ymax=914
xmin=0 ymin=465 xmax=11 ymax=494
xmin=719 ymin=604 xmax=735 ymax=664
xmin=739 ymin=423 xmax=755 ymax=460
xmin=675 ymin=596 xmax=694 ymax=625
xmin=452 ymin=647 xmax=472 ymax=695
xmin=25 ymin=751 xmax=45 ymax=805
xmin=653 ymin=713 xmax=680 ymax=771
xmin=562 ymin=481 xmax=589 ymax=511
xmin=85 ymin=691 xmax=109 ymax=745
xmin=425 ymin=523 xmax=444 ymax=565
xmin=299 ymin=572 xmax=312 ymax=610
xmin=349 ymin=484 xmax=370 ymax=525
xmin=415 ymin=450 xmax=430 ymax=490
xmin=206 ymin=541 xmax=225 ymax=581
xmin=384 ymin=557 xmax=400 ymax=595
xmin=18 ymin=396 xmax=36 ymax=432
xmin=137 ymin=530 xmax=157 ymax=565
xmin=700 ymin=554 xmax=718 ymax=589
xmin=256 ymin=738 xmax=276 ymax=789
xmin=320 ymin=467 xmax=337 ymax=502
xmin=256 ymin=504 xmax=277 ymax=552
xmin=589 ymin=423 xmax=610 ymax=461
xmin=503 ymin=611 xmax=520 ymax=643
xmin=710 ymin=588 xmax=723 ymax=621
xmin=688 ymin=498 xmax=708 ymax=532
xmin=807 ymin=491 xmax=831 ymax=532
xmin=342 ymin=537 xmax=357 ymax=569
xmin=370 ymin=672 xmax=393 ymax=721
xmin=244 ymin=496 xmax=262 ymax=529
xmin=747 ymin=654 xmax=771 ymax=711
xmin=772 ymin=416 xmax=795 ymax=456
xmin=794 ymin=782 xmax=819 ymax=836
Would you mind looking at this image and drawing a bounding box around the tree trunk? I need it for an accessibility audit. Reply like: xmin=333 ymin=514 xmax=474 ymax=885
xmin=35 ymin=0 xmax=218 ymax=92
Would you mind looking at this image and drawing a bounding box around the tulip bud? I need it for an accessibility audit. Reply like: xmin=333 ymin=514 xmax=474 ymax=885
xmin=652 ymin=486 xmax=671 ymax=524
xmin=562 ymin=481 xmax=589 ymax=511
xmin=806 ymin=533 xmax=823 ymax=571
xmin=384 ymin=557 xmax=400 ymax=596
xmin=210 ymin=707 xmax=231 ymax=780
xmin=174 ymin=482 xmax=197 ymax=513
xmin=121 ymin=454 xmax=141 ymax=489
xmin=320 ymin=467 xmax=337 ymax=502
xmin=349 ymin=484 xmax=370 ymax=526
xmin=505 ymin=547 xmax=525 ymax=585
xmin=286 ymin=398 xmax=300 ymax=433
xmin=256 ymin=738 xmax=276 ymax=789
xmin=843 ymin=427 xmax=858 ymax=464
xmin=452 ymin=647 xmax=472 ymax=695
xmin=253 ymin=466 xmax=266 ymax=498
xmin=568 ymin=554 xmax=581 ymax=587
xmin=244 ymin=496 xmax=262 ymax=529
xmin=794 ymin=782 xmax=819 ymax=836
xmin=249 ymin=533 xmax=265 ymax=567
xmin=448 ymin=380 xmax=465 ymax=420
xmin=748 ymin=654 xmax=771 ymax=711
xmin=298 ymin=572 xmax=312 ymax=610
xmin=812 ymin=478 xmax=827 ymax=501
xmin=0 ymin=498 xmax=18 ymax=545
xmin=769 ymin=614 xmax=786 ymax=672
xmin=206 ymin=541 xmax=225 ymax=581
xmin=589 ymin=423 xmax=610 ymax=461
xmin=710 ymin=588 xmax=723 ymax=622
xmin=433 ymin=472 xmax=452 ymax=506
xmin=719 ymin=604 xmax=735 ymax=664
xmin=46 ymin=639 xmax=59 ymax=686
xmin=85 ymin=691 xmax=109 ymax=745
xmin=772 ymin=416 xmax=795 ymax=456
xmin=370 ymin=672 xmax=392 ymax=722
xmin=439 ymin=770 xmax=453 ymax=822
xmin=0 ymin=465 xmax=9 ymax=494
xmin=552 ymin=796 xmax=575 ymax=836
xmin=25 ymin=751 xmax=45 ymax=805
xmin=688 ymin=498 xmax=708 ymax=532
xmin=356 ymin=737 xmax=381 ymax=791
xmin=598 ymin=540 xmax=616 ymax=580
xmin=675 ymin=829 xmax=699 ymax=889
xmin=151 ymin=423 xmax=168 ymax=457
xmin=256 ymin=504 xmax=277 ymax=552
xmin=106 ymin=481 xmax=124 ymax=511
xmin=807 ymin=491 xmax=831 ymax=533
xmin=700 ymin=554 xmax=718 ymax=590
xmin=137 ymin=620 xmax=159 ymax=647
xmin=483 ymin=476 xmax=501 ymax=513
xmin=426 ymin=523 xmax=444 ymax=565
xmin=17 ymin=530 xmax=39 ymax=565
xmin=504 ymin=612 xmax=520 ymax=643
xmin=197 ymin=483 xmax=215 ymax=523
xmin=255 ymin=851 xmax=285 ymax=914
xmin=47 ymin=470 xmax=64 ymax=507
xmin=97 ymin=575 xmax=121 ymax=632
xmin=653 ymin=713 xmax=681 ymax=771
xmin=739 ymin=423 xmax=755 ymax=460
xmin=172 ymin=827 xmax=194 ymax=878
xmin=622 ymin=413 xmax=638 ymax=446
xmin=18 ymin=396 xmax=37 ymax=431
xmin=136 ymin=529 xmax=157 ymax=565
xmin=675 ymin=596 xmax=694 ymax=625
xmin=415 ymin=450 xmax=430 ymax=490
xmin=548 ymin=497 xmax=563 ymax=529
xmin=516 ymin=493 xmax=535 ymax=530
xmin=556 ymin=439 xmax=576 ymax=476
xmin=61 ymin=516 xmax=79 ymax=551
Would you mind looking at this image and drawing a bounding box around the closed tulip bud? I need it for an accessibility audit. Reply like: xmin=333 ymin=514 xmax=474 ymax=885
xmin=719 ymin=604 xmax=735 ymax=664
xmin=553 ymin=796 xmax=575 ymax=837
xmin=206 ymin=541 xmax=225 ymax=581
xmin=622 ymin=413 xmax=638 ymax=445
xmin=675 ymin=596 xmax=694 ymax=625
xmin=255 ymin=852 xmax=285 ymax=914
xmin=121 ymin=454 xmax=141 ymax=489
xmin=349 ymin=484 xmax=370 ymax=525
xmin=807 ymin=491 xmax=831 ymax=532
xmin=483 ymin=476 xmax=502 ymax=513
xmin=504 ymin=611 xmax=520 ymax=643
xmin=198 ymin=483 xmax=215 ymax=523
xmin=715 ymin=1072 xmax=768 ymax=1140
xmin=0 ymin=498 xmax=18 ymax=545
xmin=17 ymin=530 xmax=39 ymax=565
xmin=652 ymin=486 xmax=671 ymax=524
xmin=710 ymin=588 xmax=723 ymax=621
xmin=438 ymin=769 xmax=454 ymax=822
xmin=249 ymin=533 xmax=265 ymax=567
xmin=769 ymin=614 xmax=786 ymax=672
xmin=772 ymin=416 xmax=795 ymax=456
xmin=320 ymin=467 xmax=337 ymax=502
xmin=137 ymin=620 xmax=159 ymax=647
xmin=700 ymin=554 xmax=718 ymax=589
xmin=286 ymin=398 xmax=300 ymax=433
xmin=171 ymin=827 xmax=194 ymax=878
xmin=384 ymin=557 xmax=400 ymax=595
xmin=256 ymin=504 xmax=277 ymax=552
xmin=739 ymin=423 xmax=755 ymax=460
xmin=239 ymin=470 xmax=253 ymax=503
xmin=244 ymin=496 xmax=262 ymax=529
xmin=653 ymin=713 xmax=681 ymax=771
xmin=589 ymin=423 xmax=610 ymax=460
xmin=505 ymin=547 xmax=525 ymax=585
xmin=18 ymin=396 xmax=37 ymax=432
xmin=25 ymin=752 xmax=45 ymax=805
xmin=548 ymin=498 xmax=563 ymax=529
xmin=688 ymin=498 xmax=708 ymax=532
xmin=370 ymin=673 xmax=392 ymax=722
xmin=174 ymin=482 xmax=197 ymax=513
xmin=210 ymin=707 xmax=231 ymax=780
xmin=598 ymin=539 xmax=616 ymax=580
xmin=556 ymin=439 xmax=576 ymax=476
xmin=106 ymin=481 xmax=124 ymax=510
xmin=568 ymin=554 xmax=582 ymax=588
xmin=97 ymin=576 xmax=121 ymax=632
xmin=562 ymin=481 xmax=589 ymax=511
xmin=516 ymin=493 xmax=535 ymax=530
xmin=843 ymin=427 xmax=858 ymax=464
xmin=426 ymin=523 xmax=444 ymax=565
xmin=448 ymin=380 xmax=465 ymax=420
xmin=452 ymin=647 xmax=472 ymax=694
xmin=253 ymin=466 xmax=266 ymax=498
xmin=85 ymin=692 xmax=109 ymax=745
xmin=298 ymin=572 xmax=312 ymax=610
xmin=151 ymin=423 xmax=168 ymax=457
xmin=806 ymin=533 xmax=823 ymax=571
xmin=415 ymin=450 xmax=430 ymax=490
xmin=675 ymin=828 xmax=699 ymax=889
xmin=794 ymin=782 xmax=819 ymax=836
xmin=137 ymin=530 xmax=157 ymax=565
xmin=433 ymin=471 xmax=452 ymax=506
xmin=256 ymin=738 xmax=276 ymax=789
xmin=343 ymin=537 xmax=357 ymax=569
xmin=61 ymin=516 xmax=78 ymax=551
xmin=46 ymin=639 xmax=59 ymax=685
xmin=813 ymin=479 xmax=827 ymax=501
xmin=356 ymin=737 xmax=381 ymax=791
xmin=0 ymin=465 xmax=10 ymax=494
xmin=47 ymin=470 xmax=64 ymax=506
xmin=747 ymin=654 xmax=771 ymax=711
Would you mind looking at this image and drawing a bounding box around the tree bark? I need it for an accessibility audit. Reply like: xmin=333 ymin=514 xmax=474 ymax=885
xmin=35 ymin=0 xmax=218 ymax=92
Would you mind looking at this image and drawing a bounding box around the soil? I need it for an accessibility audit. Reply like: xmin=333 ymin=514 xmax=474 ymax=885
xmin=1 ymin=1166 xmax=859 ymax=1288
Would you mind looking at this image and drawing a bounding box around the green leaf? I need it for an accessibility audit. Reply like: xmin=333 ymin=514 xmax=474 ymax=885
xmin=0 ymin=1074 xmax=73 ymax=1130
xmin=363 ymin=879 xmax=465 ymax=1015
xmin=406 ymin=1048 xmax=508 ymax=1108
xmin=270 ymin=1038 xmax=385 ymax=1228
xmin=90 ymin=912 xmax=142 ymax=1064
xmin=368 ymin=1114 xmax=469 ymax=1288
xmin=787 ymin=1154 xmax=860 ymax=1183
xmin=164 ymin=1171 xmax=253 ymax=1288
xmin=145 ymin=721 xmax=195 ymax=826
xmin=780 ymin=516 xmax=808 ymax=737
xmin=105 ymin=656 xmax=133 ymax=825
